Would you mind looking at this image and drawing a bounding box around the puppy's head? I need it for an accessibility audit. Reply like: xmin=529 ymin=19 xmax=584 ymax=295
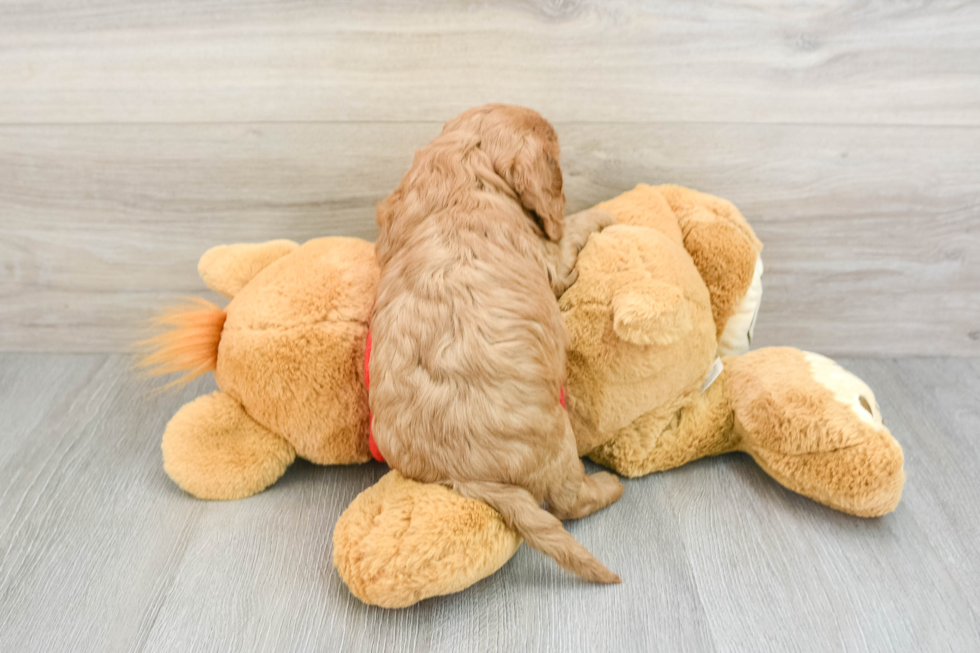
xmin=444 ymin=104 xmax=566 ymax=241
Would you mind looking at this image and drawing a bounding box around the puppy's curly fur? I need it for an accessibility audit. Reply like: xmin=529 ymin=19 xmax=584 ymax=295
xmin=371 ymin=104 xmax=622 ymax=583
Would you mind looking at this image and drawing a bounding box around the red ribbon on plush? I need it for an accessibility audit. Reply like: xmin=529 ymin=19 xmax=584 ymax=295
xmin=363 ymin=331 xmax=567 ymax=464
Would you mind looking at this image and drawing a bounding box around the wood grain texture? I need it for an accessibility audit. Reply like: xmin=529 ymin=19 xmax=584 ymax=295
xmin=1 ymin=0 xmax=978 ymax=125
xmin=1 ymin=354 xmax=978 ymax=652
xmin=2 ymin=122 xmax=978 ymax=354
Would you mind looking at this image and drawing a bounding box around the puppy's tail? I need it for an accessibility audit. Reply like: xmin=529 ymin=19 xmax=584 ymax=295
xmin=136 ymin=297 xmax=226 ymax=388
xmin=454 ymin=480 xmax=620 ymax=584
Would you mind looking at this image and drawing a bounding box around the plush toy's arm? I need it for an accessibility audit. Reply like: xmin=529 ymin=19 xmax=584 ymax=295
xmin=198 ymin=240 xmax=299 ymax=298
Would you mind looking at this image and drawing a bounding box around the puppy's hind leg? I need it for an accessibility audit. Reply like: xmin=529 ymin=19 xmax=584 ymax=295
xmin=548 ymin=418 xmax=624 ymax=521
xmin=554 ymin=471 xmax=624 ymax=521
xmin=454 ymin=479 xmax=621 ymax=584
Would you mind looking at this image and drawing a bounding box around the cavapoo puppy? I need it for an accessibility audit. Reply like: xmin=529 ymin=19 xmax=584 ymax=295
xmin=371 ymin=104 xmax=622 ymax=583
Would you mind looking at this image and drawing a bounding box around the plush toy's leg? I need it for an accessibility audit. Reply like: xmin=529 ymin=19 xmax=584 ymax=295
xmin=162 ymin=391 xmax=296 ymax=500
xmin=726 ymin=348 xmax=905 ymax=517
xmin=333 ymin=471 xmax=522 ymax=608
xmin=587 ymin=377 xmax=738 ymax=477
xmin=589 ymin=348 xmax=905 ymax=517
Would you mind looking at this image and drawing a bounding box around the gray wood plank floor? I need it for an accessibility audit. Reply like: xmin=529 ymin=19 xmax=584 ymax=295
xmin=1 ymin=353 xmax=977 ymax=652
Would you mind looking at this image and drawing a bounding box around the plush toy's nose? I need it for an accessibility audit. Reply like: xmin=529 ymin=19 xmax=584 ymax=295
xmin=803 ymin=351 xmax=885 ymax=428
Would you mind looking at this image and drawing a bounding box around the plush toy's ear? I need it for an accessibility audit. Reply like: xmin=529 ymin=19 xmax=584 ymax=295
xmin=508 ymin=136 xmax=565 ymax=242
xmin=612 ymin=280 xmax=691 ymax=346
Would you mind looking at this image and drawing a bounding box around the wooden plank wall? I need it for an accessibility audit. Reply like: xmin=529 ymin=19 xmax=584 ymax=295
xmin=1 ymin=0 xmax=978 ymax=354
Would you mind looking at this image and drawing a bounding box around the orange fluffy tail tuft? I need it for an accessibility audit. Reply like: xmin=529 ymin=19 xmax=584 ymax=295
xmin=138 ymin=297 xmax=227 ymax=387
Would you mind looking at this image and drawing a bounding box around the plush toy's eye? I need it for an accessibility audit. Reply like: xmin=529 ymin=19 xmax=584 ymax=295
xmin=858 ymin=395 xmax=874 ymax=416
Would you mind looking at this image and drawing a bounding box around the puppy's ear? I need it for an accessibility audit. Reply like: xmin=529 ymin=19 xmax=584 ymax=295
xmin=376 ymin=187 xmax=403 ymax=234
xmin=510 ymin=138 xmax=565 ymax=241
xmin=375 ymin=187 xmax=405 ymax=265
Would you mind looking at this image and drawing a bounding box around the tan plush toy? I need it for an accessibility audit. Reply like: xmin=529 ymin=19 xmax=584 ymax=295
xmin=333 ymin=185 xmax=905 ymax=607
xmin=144 ymin=184 xmax=905 ymax=609
xmin=562 ymin=185 xmax=906 ymax=514
xmin=142 ymin=237 xmax=378 ymax=500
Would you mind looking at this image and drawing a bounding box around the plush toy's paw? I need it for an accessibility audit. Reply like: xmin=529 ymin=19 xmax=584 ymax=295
xmin=162 ymin=391 xmax=296 ymax=500
xmin=198 ymin=239 xmax=298 ymax=298
xmin=333 ymin=471 xmax=522 ymax=608
xmin=728 ymin=348 xmax=905 ymax=517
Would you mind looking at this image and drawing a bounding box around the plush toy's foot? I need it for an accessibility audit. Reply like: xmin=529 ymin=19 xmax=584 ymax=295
xmin=727 ymin=348 xmax=906 ymax=517
xmin=162 ymin=391 xmax=296 ymax=500
xmin=333 ymin=470 xmax=522 ymax=608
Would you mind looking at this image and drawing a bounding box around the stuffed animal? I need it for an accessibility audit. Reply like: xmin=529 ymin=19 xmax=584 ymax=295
xmin=142 ymin=237 xmax=378 ymax=500
xmin=331 ymin=185 xmax=906 ymax=607
xmin=561 ymin=184 xmax=906 ymax=516
xmin=143 ymin=184 xmax=905 ymax=609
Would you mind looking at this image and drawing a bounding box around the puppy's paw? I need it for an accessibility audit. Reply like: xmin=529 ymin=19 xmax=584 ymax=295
xmin=550 ymin=266 xmax=578 ymax=297
xmin=568 ymin=208 xmax=615 ymax=234
xmin=587 ymin=209 xmax=616 ymax=232
xmin=591 ymin=471 xmax=625 ymax=506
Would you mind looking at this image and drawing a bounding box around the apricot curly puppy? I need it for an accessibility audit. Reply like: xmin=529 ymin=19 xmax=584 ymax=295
xmin=371 ymin=104 xmax=622 ymax=583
